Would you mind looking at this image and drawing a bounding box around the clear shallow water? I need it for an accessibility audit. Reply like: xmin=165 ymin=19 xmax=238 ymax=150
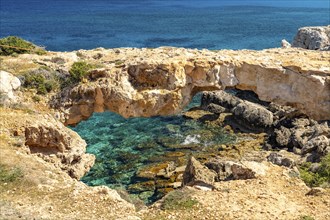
xmin=71 ymin=94 xmax=236 ymax=202
xmin=1 ymin=1 xmax=329 ymax=51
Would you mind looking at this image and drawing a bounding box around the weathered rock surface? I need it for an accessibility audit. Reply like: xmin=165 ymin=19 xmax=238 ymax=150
xmin=0 ymin=130 xmax=137 ymax=220
xmin=232 ymin=101 xmax=273 ymax=128
xmin=182 ymin=156 xmax=216 ymax=188
xmin=201 ymin=90 xmax=273 ymax=130
xmin=271 ymin=118 xmax=330 ymax=162
xmin=292 ymin=26 xmax=330 ymax=50
xmin=0 ymin=70 xmax=21 ymax=104
xmin=205 ymin=159 xmax=256 ymax=181
xmin=267 ymin=152 xmax=295 ymax=168
xmin=200 ymin=88 xmax=329 ymax=162
xmin=21 ymin=47 xmax=327 ymax=125
xmin=24 ymin=114 xmax=95 ymax=179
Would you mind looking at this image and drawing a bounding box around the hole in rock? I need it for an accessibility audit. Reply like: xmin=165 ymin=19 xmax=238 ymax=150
xmin=70 ymin=93 xmax=237 ymax=204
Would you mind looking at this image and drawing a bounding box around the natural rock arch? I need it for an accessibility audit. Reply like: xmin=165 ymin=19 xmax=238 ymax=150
xmin=52 ymin=47 xmax=330 ymax=125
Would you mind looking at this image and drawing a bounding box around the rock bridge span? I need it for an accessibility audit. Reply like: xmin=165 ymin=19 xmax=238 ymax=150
xmin=49 ymin=47 xmax=329 ymax=125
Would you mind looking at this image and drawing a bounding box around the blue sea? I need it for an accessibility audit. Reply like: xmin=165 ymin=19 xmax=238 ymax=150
xmin=1 ymin=0 xmax=329 ymax=203
xmin=0 ymin=0 xmax=329 ymax=51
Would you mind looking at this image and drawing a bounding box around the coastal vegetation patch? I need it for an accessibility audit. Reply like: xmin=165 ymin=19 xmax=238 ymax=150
xmin=22 ymin=67 xmax=60 ymax=95
xmin=69 ymin=61 xmax=95 ymax=83
xmin=0 ymin=164 xmax=23 ymax=183
xmin=299 ymin=154 xmax=330 ymax=187
xmin=160 ymin=189 xmax=198 ymax=210
xmin=0 ymin=36 xmax=46 ymax=56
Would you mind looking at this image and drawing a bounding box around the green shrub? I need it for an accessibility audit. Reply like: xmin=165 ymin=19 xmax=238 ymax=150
xmin=299 ymin=154 xmax=330 ymax=187
xmin=69 ymin=61 xmax=94 ymax=83
xmin=23 ymin=68 xmax=59 ymax=95
xmin=0 ymin=165 xmax=23 ymax=182
xmin=0 ymin=36 xmax=46 ymax=56
xmin=37 ymin=83 xmax=47 ymax=95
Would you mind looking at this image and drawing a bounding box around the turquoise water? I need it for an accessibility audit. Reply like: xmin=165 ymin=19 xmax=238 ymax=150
xmin=71 ymin=94 xmax=236 ymax=202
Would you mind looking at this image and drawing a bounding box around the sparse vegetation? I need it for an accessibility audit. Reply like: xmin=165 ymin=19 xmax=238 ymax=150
xmin=299 ymin=154 xmax=330 ymax=187
xmin=161 ymin=189 xmax=198 ymax=210
xmin=32 ymin=95 xmax=41 ymax=102
xmin=300 ymin=215 xmax=315 ymax=220
xmin=0 ymin=36 xmax=46 ymax=56
xmin=115 ymin=60 xmax=124 ymax=66
xmin=0 ymin=165 xmax=23 ymax=183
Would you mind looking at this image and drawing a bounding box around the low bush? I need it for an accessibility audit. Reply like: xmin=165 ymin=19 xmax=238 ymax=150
xmin=23 ymin=68 xmax=60 ymax=95
xmin=299 ymin=154 xmax=330 ymax=187
xmin=0 ymin=36 xmax=46 ymax=56
xmin=69 ymin=61 xmax=94 ymax=83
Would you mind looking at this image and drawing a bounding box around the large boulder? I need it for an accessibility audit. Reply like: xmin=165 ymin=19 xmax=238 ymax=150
xmin=232 ymin=101 xmax=274 ymax=128
xmin=302 ymin=135 xmax=330 ymax=156
xmin=292 ymin=26 xmax=330 ymax=50
xmin=182 ymin=156 xmax=216 ymax=188
xmin=0 ymin=70 xmax=21 ymax=104
xmin=201 ymin=90 xmax=241 ymax=111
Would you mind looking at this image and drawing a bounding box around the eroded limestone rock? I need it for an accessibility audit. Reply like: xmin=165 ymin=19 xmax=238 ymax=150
xmin=24 ymin=114 xmax=95 ymax=179
xmin=38 ymin=47 xmax=330 ymax=125
xmin=205 ymin=159 xmax=256 ymax=181
xmin=182 ymin=156 xmax=216 ymax=188
xmin=292 ymin=26 xmax=330 ymax=50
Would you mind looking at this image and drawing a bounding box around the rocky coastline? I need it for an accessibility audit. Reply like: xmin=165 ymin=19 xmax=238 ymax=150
xmin=0 ymin=27 xmax=329 ymax=219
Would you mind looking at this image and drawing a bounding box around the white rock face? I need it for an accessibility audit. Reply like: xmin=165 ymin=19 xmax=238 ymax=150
xmin=292 ymin=26 xmax=330 ymax=50
xmin=281 ymin=39 xmax=291 ymax=49
xmin=0 ymin=70 xmax=21 ymax=103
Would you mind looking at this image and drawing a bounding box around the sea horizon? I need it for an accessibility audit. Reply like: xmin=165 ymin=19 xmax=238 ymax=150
xmin=1 ymin=0 xmax=329 ymax=51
